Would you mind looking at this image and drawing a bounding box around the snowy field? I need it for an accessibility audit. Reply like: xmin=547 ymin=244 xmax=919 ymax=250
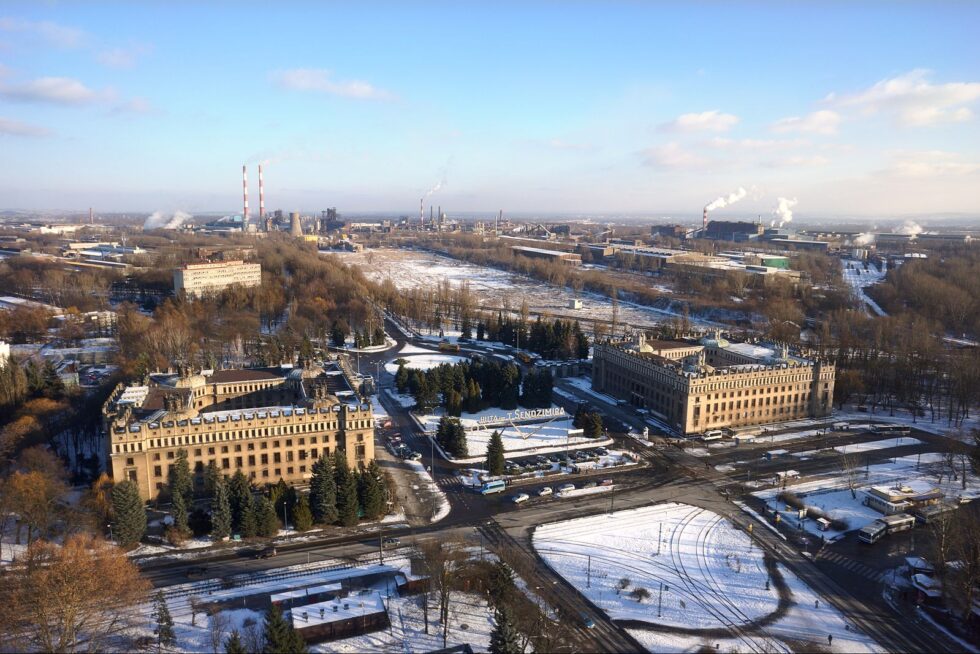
xmin=339 ymin=248 xmax=715 ymax=330
xmin=794 ymin=436 xmax=922 ymax=459
xmin=384 ymin=353 xmax=466 ymax=375
xmin=752 ymin=452 xmax=980 ymax=539
xmin=534 ymin=503 xmax=778 ymax=630
xmin=414 ymin=404 xmax=596 ymax=460
xmin=842 ymin=259 xmax=888 ymax=317
xmin=534 ymin=504 xmax=883 ymax=653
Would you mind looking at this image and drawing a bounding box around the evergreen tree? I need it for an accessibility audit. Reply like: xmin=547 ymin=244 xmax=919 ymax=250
xmin=111 ymin=479 xmax=146 ymax=548
xmin=210 ymin=474 xmax=232 ymax=540
xmin=394 ymin=364 xmax=410 ymax=394
xmin=585 ymin=412 xmax=604 ymax=438
xmin=229 ymin=470 xmax=254 ymax=536
xmin=359 ymin=461 xmax=387 ymax=520
xmin=334 ymin=451 xmax=360 ymax=527
xmin=486 ymin=431 xmax=506 ymax=476
xmin=168 ymin=448 xmax=193 ymax=504
xmin=477 ymin=321 xmax=486 ymax=341
xmin=262 ymin=603 xmax=308 ymax=654
xmin=487 ymin=560 xmax=516 ymax=605
xmin=171 ymin=488 xmax=190 ymax=535
xmin=254 ymin=496 xmax=280 ymax=538
xmin=309 ymin=455 xmax=338 ymax=525
xmin=330 ymin=320 xmax=348 ymax=348
xmin=224 ymin=630 xmax=247 ymax=654
xmin=488 ymin=603 xmax=522 ymax=654
xmin=152 ymin=591 xmax=176 ymax=648
xmin=460 ymin=314 xmax=473 ymax=340
xmin=204 ymin=460 xmax=221 ymax=498
xmin=446 ymin=390 xmax=463 ymax=417
xmin=291 ymin=494 xmax=314 ymax=532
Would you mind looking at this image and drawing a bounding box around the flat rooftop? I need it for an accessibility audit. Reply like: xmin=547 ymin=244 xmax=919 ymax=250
xmin=289 ymin=591 xmax=386 ymax=628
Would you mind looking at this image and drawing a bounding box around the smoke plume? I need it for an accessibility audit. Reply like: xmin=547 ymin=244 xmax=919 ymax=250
xmin=853 ymin=233 xmax=875 ymax=246
xmin=143 ymin=210 xmax=191 ymax=230
xmin=893 ymin=220 xmax=923 ymax=237
xmin=771 ymin=197 xmax=798 ymax=228
xmin=704 ymin=187 xmax=747 ymax=212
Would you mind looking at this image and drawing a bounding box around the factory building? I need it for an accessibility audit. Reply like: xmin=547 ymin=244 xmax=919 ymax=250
xmin=703 ymin=220 xmax=764 ymax=242
xmin=510 ymin=245 xmax=582 ymax=265
xmin=103 ymin=360 xmax=375 ymax=500
xmin=174 ymin=260 xmax=262 ymax=297
xmin=592 ymin=332 xmax=834 ymax=435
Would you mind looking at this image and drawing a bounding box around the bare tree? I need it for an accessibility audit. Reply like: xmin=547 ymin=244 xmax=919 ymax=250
xmin=207 ymin=608 xmax=231 ymax=654
xmin=419 ymin=538 xmax=467 ymax=648
xmin=0 ymin=534 xmax=150 ymax=653
xmin=943 ymin=507 xmax=980 ymax=619
xmin=839 ymin=449 xmax=859 ymax=499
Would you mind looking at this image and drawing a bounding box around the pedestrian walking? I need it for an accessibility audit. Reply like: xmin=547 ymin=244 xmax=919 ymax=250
xmin=815 ymin=600 xmax=819 ymax=608
xmin=828 ymin=634 xmax=833 ymax=645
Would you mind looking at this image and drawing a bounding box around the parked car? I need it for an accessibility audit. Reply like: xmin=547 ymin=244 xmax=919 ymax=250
xmin=558 ymin=483 xmax=575 ymax=493
xmin=580 ymin=612 xmax=596 ymax=629
xmin=537 ymin=486 xmax=553 ymax=496
xmin=408 ymin=451 xmax=422 ymax=461
xmin=254 ymin=546 xmax=277 ymax=559
xmin=583 ymin=481 xmax=598 ymax=489
xmin=382 ymin=537 xmax=401 ymax=549
xmin=510 ymin=493 xmax=530 ymax=504
xmin=599 ymin=479 xmax=614 ymax=486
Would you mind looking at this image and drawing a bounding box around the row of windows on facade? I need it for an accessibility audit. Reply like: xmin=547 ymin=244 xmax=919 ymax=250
xmin=609 ymin=351 xmax=821 ymax=389
xmin=112 ymin=421 xmax=372 ymax=454
xmin=694 ymin=405 xmax=810 ymax=425
xmin=604 ymin=370 xmax=817 ymax=405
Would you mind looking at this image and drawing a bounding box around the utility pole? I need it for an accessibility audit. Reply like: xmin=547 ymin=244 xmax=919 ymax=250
xmin=587 ymin=555 xmax=591 ymax=588
xmin=657 ymin=523 xmax=662 ymax=556
xmin=379 ymin=524 xmax=384 ymax=564
xmin=657 ymin=582 xmax=664 ymax=617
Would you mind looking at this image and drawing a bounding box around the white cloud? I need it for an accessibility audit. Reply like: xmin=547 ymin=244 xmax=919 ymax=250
xmin=641 ymin=142 xmax=708 ymax=169
xmin=829 ymin=69 xmax=980 ymax=127
xmin=764 ymin=155 xmax=830 ymax=168
xmin=771 ymin=110 xmax=841 ymax=135
xmin=272 ymin=68 xmax=393 ymax=101
xmin=660 ymin=110 xmax=739 ymax=133
xmin=0 ymin=116 xmax=50 ymax=137
xmin=0 ymin=76 xmax=100 ymax=104
xmin=709 ymin=137 xmax=809 ymax=150
xmin=0 ymin=17 xmax=84 ymax=48
xmin=97 ymin=43 xmax=153 ymax=69
xmin=880 ymin=150 xmax=980 ymax=178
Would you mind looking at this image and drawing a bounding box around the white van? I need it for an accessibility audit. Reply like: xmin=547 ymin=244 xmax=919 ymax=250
xmin=702 ymin=430 xmax=724 ymax=441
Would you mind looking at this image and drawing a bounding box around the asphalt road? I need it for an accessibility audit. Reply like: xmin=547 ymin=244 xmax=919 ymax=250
xmin=139 ymin=324 xmax=968 ymax=652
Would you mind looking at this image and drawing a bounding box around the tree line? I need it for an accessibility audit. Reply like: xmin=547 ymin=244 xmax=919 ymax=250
xmin=396 ymin=359 xmax=553 ymax=415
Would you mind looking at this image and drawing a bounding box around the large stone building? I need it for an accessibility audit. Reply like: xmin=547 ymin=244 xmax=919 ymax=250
xmin=103 ymin=359 xmax=374 ymax=500
xmin=173 ymin=260 xmax=262 ymax=297
xmin=592 ymin=332 xmax=834 ymax=435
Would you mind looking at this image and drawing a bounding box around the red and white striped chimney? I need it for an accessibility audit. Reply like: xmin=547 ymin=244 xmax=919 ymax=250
xmin=242 ymin=165 xmax=249 ymax=225
xmin=258 ymin=164 xmax=265 ymax=219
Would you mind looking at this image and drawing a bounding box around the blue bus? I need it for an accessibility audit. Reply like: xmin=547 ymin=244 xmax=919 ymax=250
xmin=480 ymin=480 xmax=507 ymax=495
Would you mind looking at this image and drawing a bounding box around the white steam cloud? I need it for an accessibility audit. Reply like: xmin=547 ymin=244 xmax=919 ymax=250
xmin=771 ymin=197 xmax=798 ymax=228
xmin=144 ymin=210 xmax=192 ymax=230
xmin=893 ymin=220 xmax=923 ymax=237
xmin=704 ymin=186 xmax=747 ymax=212
xmin=853 ymin=233 xmax=875 ymax=246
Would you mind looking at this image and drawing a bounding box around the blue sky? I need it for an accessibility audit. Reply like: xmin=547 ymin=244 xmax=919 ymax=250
xmin=1 ymin=2 xmax=979 ymax=219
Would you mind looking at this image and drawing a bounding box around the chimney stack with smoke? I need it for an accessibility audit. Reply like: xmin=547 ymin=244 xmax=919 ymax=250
xmin=242 ymin=165 xmax=249 ymax=228
xmin=89 ymin=207 xmax=94 ymax=225
xmin=258 ymin=165 xmax=265 ymax=221
xmin=419 ymin=198 xmax=424 ymax=226
xmin=703 ymin=207 xmax=708 ymax=229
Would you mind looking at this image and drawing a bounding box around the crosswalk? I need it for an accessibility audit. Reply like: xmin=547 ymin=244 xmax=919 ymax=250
xmin=436 ymin=476 xmax=467 ymax=490
xmin=818 ymin=550 xmax=889 ymax=583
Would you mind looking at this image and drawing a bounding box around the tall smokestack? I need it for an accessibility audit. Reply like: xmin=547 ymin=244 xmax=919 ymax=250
xmin=703 ymin=207 xmax=708 ymax=229
xmin=89 ymin=207 xmax=93 ymax=224
xmin=258 ymin=164 xmax=265 ymax=220
xmin=242 ymin=165 xmax=249 ymax=227
xmin=420 ymin=198 xmax=424 ymax=226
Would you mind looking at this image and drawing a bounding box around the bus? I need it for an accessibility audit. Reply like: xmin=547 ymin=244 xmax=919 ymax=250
xmin=858 ymin=520 xmax=887 ymax=544
xmin=871 ymin=424 xmax=911 ymax=435
xmin=859 ymin=513 xmax=916 ymax=544
xmin=480 ymin=480 xmax=507 ymax=495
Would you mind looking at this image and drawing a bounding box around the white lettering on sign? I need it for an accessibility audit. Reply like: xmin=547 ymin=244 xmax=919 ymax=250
xmin=477 ymin=407 xmax=567 ymax=425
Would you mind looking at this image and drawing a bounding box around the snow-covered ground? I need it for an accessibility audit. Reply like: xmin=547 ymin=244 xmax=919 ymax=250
xmin=129 ymin=553 xmax=495 ymax=653
xmin=404 ymin=459 xmax=451 ymax=523
xmin=752 ymin=452 xmax=980 ymax=539
xmin=384 ymin=353 xmax=466 ymax=375
xmin=842 ymin=259 xmax=888 ymax=316
xmin=794 ymin=436 xmax=922 ymax=459
xmin=339 ymin=248 xmax=716 ymax=330
xmin=534 ymin=504 xmax=883 ymax=653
